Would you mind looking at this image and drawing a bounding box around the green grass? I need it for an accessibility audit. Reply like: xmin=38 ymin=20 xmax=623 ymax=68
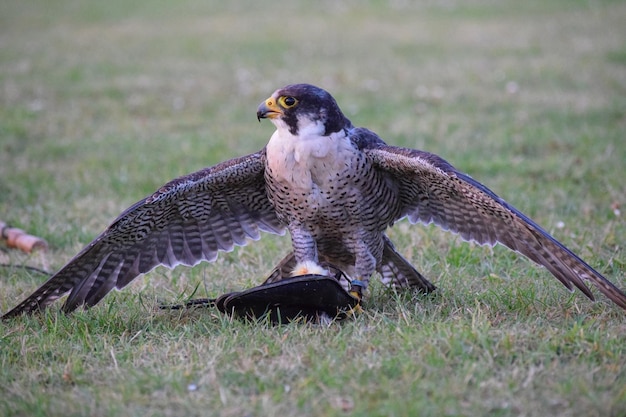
xmin=1 ymin=1 xmax=626 ymax=416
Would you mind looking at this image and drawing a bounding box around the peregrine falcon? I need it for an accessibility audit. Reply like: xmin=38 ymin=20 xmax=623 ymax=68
xmin=3 ymin=83 xmax=626 ymax=319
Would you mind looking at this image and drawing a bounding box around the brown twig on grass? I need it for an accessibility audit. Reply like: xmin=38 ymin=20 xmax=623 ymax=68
xmin=0 ymin=221 xmax=48 ymax=253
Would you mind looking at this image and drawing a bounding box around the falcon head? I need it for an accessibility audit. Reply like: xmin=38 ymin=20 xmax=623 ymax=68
xmin=257 ymin=84 xmax=352 ymax=136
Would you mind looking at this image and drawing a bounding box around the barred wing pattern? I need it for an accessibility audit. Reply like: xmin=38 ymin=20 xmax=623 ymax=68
xmin=364 ymin=143 xmax=626 ymax=309
xmin=2 ymin=150 xmax=285 ymax=318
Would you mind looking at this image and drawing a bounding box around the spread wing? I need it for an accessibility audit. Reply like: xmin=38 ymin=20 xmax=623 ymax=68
xmin=2 ymin=150 xmax=285 ymax=318
xmin=354 ymin=128 xmax=626 ymax=310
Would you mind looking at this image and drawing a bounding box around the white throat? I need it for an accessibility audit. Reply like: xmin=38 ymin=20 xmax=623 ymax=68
xmin=265 ymin=118 xmax=353 ymax=190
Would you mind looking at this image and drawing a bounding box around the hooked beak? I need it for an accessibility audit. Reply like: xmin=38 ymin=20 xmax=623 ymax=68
xmin=256 ymin=97 xmax=283 ymax=121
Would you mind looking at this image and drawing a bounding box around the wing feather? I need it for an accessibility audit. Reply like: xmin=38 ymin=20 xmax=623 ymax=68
xmin=360 ymin=139 xmax=626 ymax=310
xmin=2 ymin=149 xmax=284 ymax=318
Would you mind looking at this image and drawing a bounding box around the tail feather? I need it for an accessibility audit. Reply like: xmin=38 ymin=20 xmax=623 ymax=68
xmin=378 ymin=236 xmax=436 ymax=293
xmin=263 ymin=237 xmax=437 ymax=294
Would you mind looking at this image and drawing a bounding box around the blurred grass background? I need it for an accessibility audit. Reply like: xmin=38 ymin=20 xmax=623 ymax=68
xmin=1 ymin=1 xmax=625 ymax=416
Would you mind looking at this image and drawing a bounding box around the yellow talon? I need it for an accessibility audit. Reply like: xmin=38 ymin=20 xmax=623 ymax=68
xmin=346 ymin=302 xmax=363 ymax=316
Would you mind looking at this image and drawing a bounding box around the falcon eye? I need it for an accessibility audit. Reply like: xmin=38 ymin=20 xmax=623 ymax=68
xmin=279 ymin=96 xmax=298 ymax=108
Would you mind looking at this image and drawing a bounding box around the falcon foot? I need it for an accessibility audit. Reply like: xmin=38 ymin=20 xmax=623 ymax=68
xmin=346 ymin=279 xmax=365 ymax=316
xmin=159 ymin=273 xmax=360 ymax=324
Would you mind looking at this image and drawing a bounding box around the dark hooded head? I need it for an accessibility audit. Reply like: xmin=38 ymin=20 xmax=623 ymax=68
xmin=257 ymin=84 xmax=352 ymax=136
